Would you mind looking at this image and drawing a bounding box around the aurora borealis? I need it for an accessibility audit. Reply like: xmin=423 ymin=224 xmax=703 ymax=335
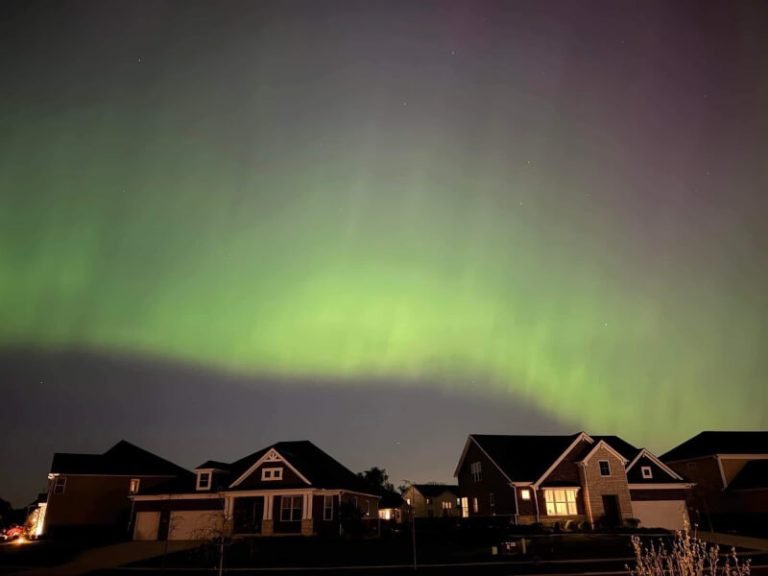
xmin=1 ymin=1 xmax=767 ymax=506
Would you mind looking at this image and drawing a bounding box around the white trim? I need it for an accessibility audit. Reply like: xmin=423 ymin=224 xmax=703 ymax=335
xmin=716 ymin=456 xmax=728 ymax=490
xmin=196 ymin=471 xmax=212 ymax=491
xmin=641 ymin=466 xmax=653 ymax=479
xmin=533 ymin=432 xmax=594 ymax=488
xmin=628 ymin=483 xmax=695 ymax=489
xmin=131 ymin=493 xmax=224 ymax=501
xmin=229 ymin=448 xmax=311 ymax=487
xmin=626 ymin=449 xmax=684 ymax=480
xmin=261 ymin=467 xmax=284 ymax=481
xmin=578 ymin=440 xmax=628 ymax=467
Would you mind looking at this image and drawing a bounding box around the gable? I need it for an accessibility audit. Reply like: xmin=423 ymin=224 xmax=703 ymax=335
xmin=627 ymin=453 xmax=683 ymax=484
xmin=540 ymin=437 xmax=594 ymax=486
xmin=230 ymin=448 xmax=310 ymax=489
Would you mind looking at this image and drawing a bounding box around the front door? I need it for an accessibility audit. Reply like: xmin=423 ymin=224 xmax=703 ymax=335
xmin=602 ymin=495 xmax=621 ymax=526
xmin=233 ymin=497 xmax=264 ymax=534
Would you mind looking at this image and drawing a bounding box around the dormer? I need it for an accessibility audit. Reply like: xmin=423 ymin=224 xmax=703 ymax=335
xmin=194 ymin=460 xmax=229 ymax=491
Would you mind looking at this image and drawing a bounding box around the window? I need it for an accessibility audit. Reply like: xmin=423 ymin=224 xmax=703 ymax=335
xmin=129 ymin=479 xmax=140 ymax=494
xmin=406 ymin=498 xmax=411 ymax=506
xmin=489 ymin=493 xmax=495 ymax=513
xmin=323 ymin=495 xmax=334 ymax=521
xmin=366 ymin=500 xmax=371 ymax=517
xmin=599 ymin=460 xmax=611 ymax=476
xmin=641 ymin=466 xmax=653 ymax=479
xmin=197 ymin=472 xmax=211 ymax=490
xmin=280 ymin=495 xmax=303 ymax=522
xmin=442 ymin=501 xmax=453 ymax=510
xmin=470 ymin=461 xmax=482 ymax=482
xmin=425 ymin=497 xmax=432 ymax=505
xmin=53 ymin=477 xmax=66 ymax=495
xmin=520 ymin=489 xmax=531 ymax=501
xmin=472 ymin=497 xmax=479 ymax=514
xmin=261 ymin=467 xmax=283 ymax=481
xmin=544 ymin=489 xmax=578 ymax=516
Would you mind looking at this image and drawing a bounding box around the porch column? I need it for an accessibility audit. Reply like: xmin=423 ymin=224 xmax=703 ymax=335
xmin=262 ymin=495 xmax=274 ymax=535
xmin=301 ymin=491 xmax=314 ymax=536
xmin=223 ymin=496 xmax=234 ymax=536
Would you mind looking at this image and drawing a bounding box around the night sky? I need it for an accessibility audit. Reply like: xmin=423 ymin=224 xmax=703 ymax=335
xmin=1 ymin=1 xmax=767 ymax=507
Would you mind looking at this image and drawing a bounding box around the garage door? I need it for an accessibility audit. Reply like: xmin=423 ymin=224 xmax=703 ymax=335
xmin=169 ymin=510 xmax=224 ymax=540
xmin=134 ymin=511 xmax=160 ymax=540
xmin=633 ymin=500 xmax=689 ymax=530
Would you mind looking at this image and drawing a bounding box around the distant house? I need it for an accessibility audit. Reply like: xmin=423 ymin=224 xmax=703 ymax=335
xmin=404 ymin=484 xmax=460 ymax=518
xmin=132 ymin=441 xmax=380 ymax=540
xmin=41 ymin=440 xmax=191 ymax=538
xmin=455 ymin=432 xmax=692 ymax=530
xmin=661 ymin=431 xmax=768 ymax=532
xmin=377 ymin=490 xmax=406 ymax=523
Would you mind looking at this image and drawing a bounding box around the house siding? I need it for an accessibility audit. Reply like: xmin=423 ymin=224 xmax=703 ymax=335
xmin=457 ymin=441 xmax=516 ymax=517
xmin=630 ymin=489 xmax=690 ymax=501
xmin=580 ymin=445 xmax=633 ymax=523
xmin=45 ymin=475 xmax=171 ymax=537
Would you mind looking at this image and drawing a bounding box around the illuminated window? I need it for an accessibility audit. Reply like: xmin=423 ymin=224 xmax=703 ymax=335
xmin=53 ymin=477 xmax=66 ymax=495
xmin=520 ymin=489 xmax=531 ymax=501
xmin=470 ymin=462 xmax=482 ymax=482
xmin=197 ymin=472 xmax=211 ymax=490
xmin=425 ymin=497 xmax=432 ymax=505
xmin=544 ymin=489 xmax=578 ymax=516
xmin=323 ymin=495 xmax=333 ymax=521
xmin=406 ymin=498 xmax=411 ymax=506
xmin=262 ymin=467 xmax=283 ymax=481
xmin=472 ymin=497 xmax=479 ymax=514
xmin=441 ymin=501 xmax=453 ymax=509
xmin=280 ymin=496 xmax=302 ymax=522
xmin=641 ymin=466 xmax=653 ymax=479
xmin=129 ymin=479 xmax=140 ymax=494
xmin=599 ymin=460 xmax=611 ymax=476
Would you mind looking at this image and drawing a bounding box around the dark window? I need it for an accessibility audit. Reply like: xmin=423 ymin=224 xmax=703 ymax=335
xmin=53 ymin=477 xmax=66 ymax=495
xmin=198 ymin=472 xmax=211 ymax=489
xmin=599 ymin=460 xmax=611 ymax=476
xmin=280 ymin=495 xmax=303 ymax=522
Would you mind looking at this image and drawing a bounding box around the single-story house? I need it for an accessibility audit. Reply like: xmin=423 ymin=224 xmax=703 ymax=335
xmin=132 ymin=440 xmax=381 ymax=539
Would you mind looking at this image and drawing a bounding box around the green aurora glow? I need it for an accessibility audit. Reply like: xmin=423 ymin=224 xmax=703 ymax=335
xmin=1 ymin=1 xmax=766 ymax=448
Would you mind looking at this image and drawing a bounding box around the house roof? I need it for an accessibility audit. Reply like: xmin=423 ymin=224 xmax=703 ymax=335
xmin=51 ymin=440 xmax=189 ymax=477
xmin=196 ymin=460 xmax=231 ymax=470
xmin=469 ymin=433 xmax=584 ymax=482
xmin=413 ymin=484 xmax=458 ymax=498
xmin=592 ymin=436 xmax=641 ymax=460
xmin=226 ymin=441 xmax=377 ymax=494
xmin=379 ymin=490 xmax=405 ymax=509
xmin=661 ymin=432 xmax=768 ymax=462
xmin=727 ymin=460 xmax=768 ymax=490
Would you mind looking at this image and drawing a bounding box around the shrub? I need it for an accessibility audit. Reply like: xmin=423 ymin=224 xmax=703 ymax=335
xmin=627 ymin=526 xmax=750 ymax=576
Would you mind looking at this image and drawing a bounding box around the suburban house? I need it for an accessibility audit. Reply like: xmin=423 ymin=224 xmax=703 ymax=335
xmin=131 ymin=441 xmax=381 ymax=540
xmin=404 ymin=484 xmax=460 ymax=518
xmin=40 ymin=440 xmax=191 ymax=538
xmin=455 ymin=432 xmax=692 ymax=530
xmin=377 ymin=489 xmax=406 ymax=523
xmin=661 ymin=431 xmax=768 ymax=532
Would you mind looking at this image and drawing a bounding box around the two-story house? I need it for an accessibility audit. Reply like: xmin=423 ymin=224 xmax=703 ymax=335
xmin=404 ymin=484 xmax=460 ymax=518
xmin=455 ymin=432 xmax=692 ymax=530
xmin=662 ymin=431 xmax=768 ymax=532
xmin=41 ymin=440 xmax=191 ymax=538
xmin=131 ymin=440 xmax=380 ymax=539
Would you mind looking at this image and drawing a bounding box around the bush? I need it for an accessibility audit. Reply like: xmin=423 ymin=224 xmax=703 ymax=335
xmin=627 ymin=527 xmax=751 ymax=576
